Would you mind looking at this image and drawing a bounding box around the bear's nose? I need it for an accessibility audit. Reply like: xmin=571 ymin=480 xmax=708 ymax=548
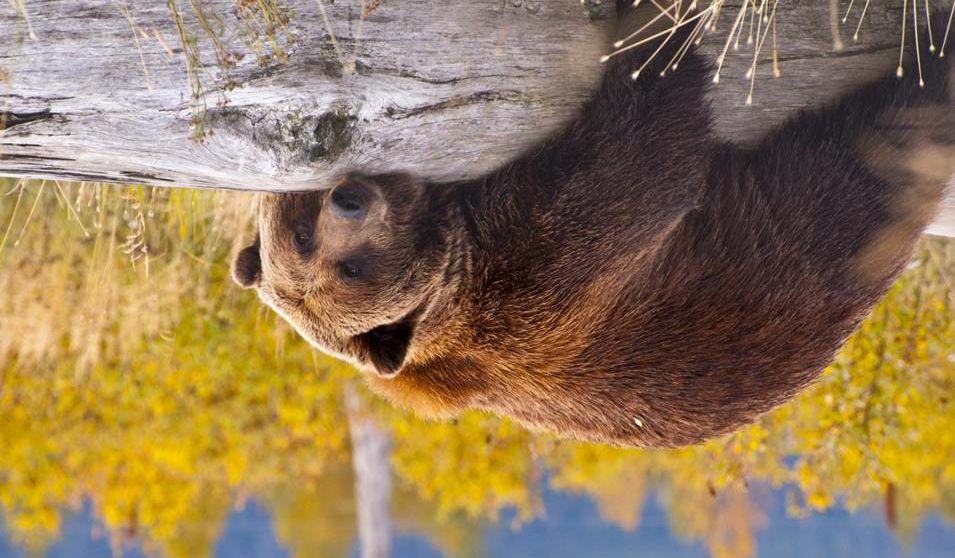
xmin=329 ymin=184 xmax=366 ymax=220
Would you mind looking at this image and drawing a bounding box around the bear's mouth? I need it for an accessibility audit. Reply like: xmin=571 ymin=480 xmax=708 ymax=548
xmin=349 ymin=303 xmax=425 ymax=378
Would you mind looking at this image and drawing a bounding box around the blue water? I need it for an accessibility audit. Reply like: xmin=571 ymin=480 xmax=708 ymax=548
xmin=1 ymin=485 xmax=952 ymax=558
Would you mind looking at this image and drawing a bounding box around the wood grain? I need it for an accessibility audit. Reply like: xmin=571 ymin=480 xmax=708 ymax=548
xmin=0 ymin=0 xmax=614 ymax=190
xmin=0 ymin=0 xmax=951 ymax=233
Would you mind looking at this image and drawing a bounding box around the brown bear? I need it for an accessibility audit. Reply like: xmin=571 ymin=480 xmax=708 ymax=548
xmin=233 ymin=6 xmax=954 ymax=447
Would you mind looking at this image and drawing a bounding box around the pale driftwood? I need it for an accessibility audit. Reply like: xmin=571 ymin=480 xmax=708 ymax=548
xmin=0 ymin=0 xmax=615 ymax=190
xmin=0 ymin=0 xmax=952 ymax=233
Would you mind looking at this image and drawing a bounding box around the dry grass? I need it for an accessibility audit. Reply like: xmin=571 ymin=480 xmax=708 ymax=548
xmin=609 ymin=0 xmax=955 ymax=104
xmin=163 ymin=0 xmax=292 ymax=138
xmin=0 ymin=178 xmax=256 ymax=370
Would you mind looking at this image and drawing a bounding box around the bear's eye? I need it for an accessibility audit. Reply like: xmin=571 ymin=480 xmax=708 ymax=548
xmin=338 ymin=261 xmax=362 ymax=281
xmin=292 ymin=225 xmax=312 ymax=253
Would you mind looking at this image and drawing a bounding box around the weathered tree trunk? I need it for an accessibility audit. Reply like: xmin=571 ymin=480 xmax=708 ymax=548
xmin=0 ymin=0 xmax=614 ymax=189
xmin=0 ymin=0 xmax=952 ymax=232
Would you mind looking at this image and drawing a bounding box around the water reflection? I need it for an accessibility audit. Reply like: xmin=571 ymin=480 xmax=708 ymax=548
xmin=1 ymin=484 xmax=953 ymax=558
xmin=0 ymin=181 xmax=952 ymax=557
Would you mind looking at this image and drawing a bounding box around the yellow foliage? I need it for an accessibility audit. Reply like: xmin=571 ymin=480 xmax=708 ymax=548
xmin=0 ymin=179 xmax=952 ymax=558
xmin=389 ymin=410 xmax=536 ymax=522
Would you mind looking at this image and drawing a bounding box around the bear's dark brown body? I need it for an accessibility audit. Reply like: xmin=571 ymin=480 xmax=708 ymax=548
xmin=235 ymin=8 xmax=954 ymax=446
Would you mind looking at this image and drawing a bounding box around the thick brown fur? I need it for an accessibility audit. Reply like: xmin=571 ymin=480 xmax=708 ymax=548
xmin=234 ymin=8 xmax=954 ymax=447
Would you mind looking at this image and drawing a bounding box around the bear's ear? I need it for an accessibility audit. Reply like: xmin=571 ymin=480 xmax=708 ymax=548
xmin=232 ymin=236 xmax=261 ymax=288
xmin=354 ymin=318 xmax=415 ymax=378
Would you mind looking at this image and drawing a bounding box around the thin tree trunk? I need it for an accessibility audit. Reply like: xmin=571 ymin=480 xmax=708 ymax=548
xmin=346 ymin=383 xmax=393 ymax=558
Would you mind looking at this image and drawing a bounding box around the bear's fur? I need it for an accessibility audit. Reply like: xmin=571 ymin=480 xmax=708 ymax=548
xmin=234 ymin=7 xmax=954 ymax=447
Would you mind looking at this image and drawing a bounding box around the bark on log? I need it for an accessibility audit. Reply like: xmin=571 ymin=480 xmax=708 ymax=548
xmin=0 ymin=0 xmax=614 ymax=189
xmin=0 ymin=0 xmax=952 ymax=233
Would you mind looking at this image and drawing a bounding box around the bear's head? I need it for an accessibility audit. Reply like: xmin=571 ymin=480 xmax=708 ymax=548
xmin=232 ymin=172 xmax=451 ymax=377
